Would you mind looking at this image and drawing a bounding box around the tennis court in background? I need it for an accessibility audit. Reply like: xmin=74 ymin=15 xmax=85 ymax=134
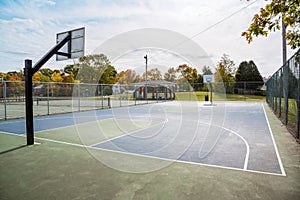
xmin=0 ymin=101 xmax=285 ymax=176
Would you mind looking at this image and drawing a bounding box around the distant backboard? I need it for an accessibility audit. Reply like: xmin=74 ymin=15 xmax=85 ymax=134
xmin=203 ymin=74 xmax=214 ymax=83
xmin=56 ymin=27 xmax=85 ymax=61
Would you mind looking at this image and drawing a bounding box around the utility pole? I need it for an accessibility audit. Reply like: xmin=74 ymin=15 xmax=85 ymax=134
xmin=282 ymin=18 xmax=287 ymax=65
xmin=281 ymin=17 xmax=289 ymax=125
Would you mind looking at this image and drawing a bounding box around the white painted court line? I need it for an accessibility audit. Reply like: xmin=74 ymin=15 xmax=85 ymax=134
xmin=221 ymin=126 xmax=250 ymax=170
xmin=1 ymin=130 xmax=283 ymax=176
xmin=176 ymin=118 xmax=250 ymax=171
xmin=0 ymin=131 xmax=25 ymax=137
xmin=201 ymin=122 xmax=249 ymax=170
xmin=262 ymin=103 xmax=286 ymax=176
xmin=34 ymin=136 xmax=86 ymax=148
xmin=92 ymin=144 xmax=284 ymax=176
xmin=35 ymin=117 xmax=114 ymax=134
xmin=90 ymin=116 xmax=250 ymax=170
xmin=0 ymin=102 xmax=284 ymax=176
xmin=4 ymin=114 xmax=112 ymax=135
xmin=32 ymin=135 xmax=285 ymax=176
xmin=34 ymin=114 xmax=113 ymax=122
xmin=90 ymin=118 xmax=169 ymax=147
xmin=0 ymin=113 xmax=108 ymax=125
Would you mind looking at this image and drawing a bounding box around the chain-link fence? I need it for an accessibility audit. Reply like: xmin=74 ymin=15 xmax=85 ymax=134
xmin=266 ymin=49 xmax=300 ymax=140
xmin=0 ymin=81 xmax=168 ymax=120
xmin=0 ymin=80 xmax=266 ymax=121
xmin=181 ymin=81 xmax=265 ymax=101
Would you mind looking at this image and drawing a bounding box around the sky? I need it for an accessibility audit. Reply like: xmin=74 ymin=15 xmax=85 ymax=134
xmin=0 ymin=0 xmax=297 ymax=77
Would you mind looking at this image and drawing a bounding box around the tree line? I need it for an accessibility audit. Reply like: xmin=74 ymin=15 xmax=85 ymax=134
xmin=0 ymin=53 xmax=264 ymax=92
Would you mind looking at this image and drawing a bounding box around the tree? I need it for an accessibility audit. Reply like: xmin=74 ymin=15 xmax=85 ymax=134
xmin=202 ymin=66 xmax=213 ymax=75
xmin=7 ymin=71 xmax=22 ymax=81
xmin=176 ymin=64 xmax=198 ymax=84
xmin=0 ymin=72 xmax=8 ymax=80
xmin=164 ymin=67 xmax=177 ymax=82
xmin=51 ymin=71 xmax=63 ymax=82
xmin=39 ymin=68 xmax=53 ymax=77
xmin=242 ymin=0 xmax=300 ymax=49
xmin=98 ymin=65 xmax=118 ymax=84
xmin=215 ymin=54 xmax=236 ymax=82
xmin=40 ymin=74 xmax=50 ymax=82
xmin=134 ymin=74 xmax=143 ymax=83
xmin=193 ymin=74 xmax=204 ymax=91
xmin=32 ymin=72 xmax=42 ymax=82
xmin=143 ymin=68 xmax=163 ymax=81
xmin=64 ymin=64 xmax=79 ymax=78
xmin=215 ymin=54 xmax=236 ymax=93
xmin=118 ymin=69 xmax=137 ymax=84
xmin=235 ymin=61 xmax=263 ymax=82
xmin=76 ymin=54 xmax=115 ymax=84
xmin=6 ymin=71 xmax=23 ymax=97
xmin=235 ymin=60 xmax=264 ymax=90
xmin=175 ymin=64 xmax=199 ymax=91
xmin=62 ymin=73 xmax=75 ymax=83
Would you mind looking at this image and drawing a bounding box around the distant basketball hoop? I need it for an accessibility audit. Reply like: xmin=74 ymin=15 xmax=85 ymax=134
xmin=203 ymin=74 xmax=214 ymax=83
xmin=203 ymin=74 xmax=214 ymax=105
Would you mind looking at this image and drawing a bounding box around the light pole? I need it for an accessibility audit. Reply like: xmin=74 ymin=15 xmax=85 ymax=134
xmin=144 ymin=55 xmax=148 ymax=101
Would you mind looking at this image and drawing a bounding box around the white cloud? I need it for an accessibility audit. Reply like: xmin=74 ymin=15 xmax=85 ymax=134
xmin=0 ymin=0 xmax=297 ymax=77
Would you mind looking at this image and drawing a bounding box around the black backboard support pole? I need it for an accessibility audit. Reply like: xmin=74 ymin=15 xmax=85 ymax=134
xmin=24 ymin=33 xmax=71 ymax=145
xmin=25 ymin=60 xmax=34 ymax=145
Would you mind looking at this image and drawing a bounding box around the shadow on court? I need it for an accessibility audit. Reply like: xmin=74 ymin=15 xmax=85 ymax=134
xmin=0 ymin=102 xmax=299 ymax=199
xmin=0 ymin=144 xmax=27 ymax=155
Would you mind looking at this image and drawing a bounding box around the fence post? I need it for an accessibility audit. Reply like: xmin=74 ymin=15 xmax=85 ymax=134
xmin=279 ymin=69 xmax=282 ymax=117
xmin=275 ymin=73 xmax=278 ymax=114
xmin=78 ymin=84 xmax=80 ymax=112
xmin=135 ymin=86 xmax=137 ymax=106
xmin=283 ymin=63 xmax=289 ymax=125
xmin=100 ymin=85 xmax=103 ymax=109
xmin=272 ymin=77 xmax=276 ymax=110
xmin=297 ymin=56 xmax=300 ymax=139
xmin=156 ymin=87 xmax=158 ymax=103
xmin=3 ymin=81 xmax=7 ymax=120
xmin=47 ymin=82 xmax=50 ymax=115
xmin=244 ymin=82 xmax=246 ymax=101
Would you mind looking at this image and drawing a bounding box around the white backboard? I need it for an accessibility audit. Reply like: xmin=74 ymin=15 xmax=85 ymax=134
xmin=203 ymin=74 xmax=214 ymax=83
xmin=56 ymin=27 xmax=85 ymax=61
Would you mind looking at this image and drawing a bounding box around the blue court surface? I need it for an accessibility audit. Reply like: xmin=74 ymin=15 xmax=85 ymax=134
xmin=0 ymin=101 xmax=285 ymax=176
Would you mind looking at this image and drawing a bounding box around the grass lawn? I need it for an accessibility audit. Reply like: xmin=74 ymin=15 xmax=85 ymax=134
xmin=273 ymin=97 xmax=299 ymax=137
xmin=175 ymin=91 xmax=265 ymax=102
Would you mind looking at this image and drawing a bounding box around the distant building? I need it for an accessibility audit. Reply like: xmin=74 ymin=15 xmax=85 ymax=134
xmin=133 ymin=80 xmax=176 ymax=100
xmin=112 ymin=83 xmax=123 ymax=94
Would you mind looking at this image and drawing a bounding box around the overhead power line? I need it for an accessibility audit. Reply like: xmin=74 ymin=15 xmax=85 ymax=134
xmin=189 ymin=0 xmax=258 ymax=39
xmin=147 ymin=0 xmax=259 ymax=62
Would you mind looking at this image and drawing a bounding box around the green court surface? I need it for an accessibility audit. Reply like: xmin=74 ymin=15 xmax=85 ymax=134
xmin=34 ymin=118 xmax=157 ymax=146
xmin=0 ymin=103 xmax=299 ymax=200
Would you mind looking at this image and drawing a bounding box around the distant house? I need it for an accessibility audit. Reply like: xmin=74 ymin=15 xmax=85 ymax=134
xmin=133 ymin=80 xmax=176 ymax=100
xmin=33 ymin=85 xmax=43 ymax=96
xmin=112 ymin=83 xmax=123 ymax=94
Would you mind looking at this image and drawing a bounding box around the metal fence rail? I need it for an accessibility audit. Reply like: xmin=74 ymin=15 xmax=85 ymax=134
xmin=266 ymin=49 xmax=300 ymax=140
xmin=0 ymin=81 xmax=164 ymax=120
xmin=0 ymin=80 xmax=266 ymax=121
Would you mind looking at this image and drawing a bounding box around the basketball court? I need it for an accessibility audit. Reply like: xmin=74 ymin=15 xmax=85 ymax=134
xmin=0 ymin=101 xmax=285 ymax=175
